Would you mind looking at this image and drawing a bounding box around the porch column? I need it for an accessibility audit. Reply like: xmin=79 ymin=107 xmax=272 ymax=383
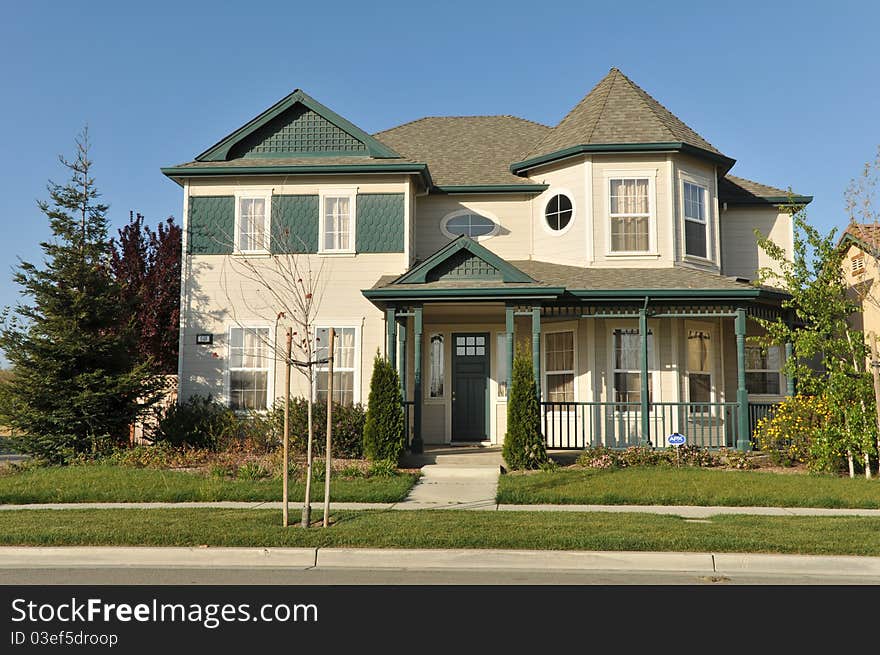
xmin=397 ymin=316 xmax=407 ymax=402
xmin=411 ymin=305 xmax=424 ymax=454
xmin=785 ymin=342 xmax=795 ymax=396
xmin=639 ymin=307 xmax=650 ymax=446
xmin=531 ymin=306 xmax=541 ymax=399
xmin=735 ymin=307 xmax=750 ymax=451
xmin=385 ymin=307 xmax=397 ymax=368
xmin=505 ymin=304 xmax=514 ymax=396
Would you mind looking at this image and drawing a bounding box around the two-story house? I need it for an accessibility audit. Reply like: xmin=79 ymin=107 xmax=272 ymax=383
xmin=162 ymin=68 xmax=807 ymax=452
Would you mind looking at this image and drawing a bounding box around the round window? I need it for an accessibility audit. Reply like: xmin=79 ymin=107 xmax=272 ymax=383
xmin=442 ymin=212 xmax=497 ymax=239
xmin=545 ymin=194 xmax=573 ymax=231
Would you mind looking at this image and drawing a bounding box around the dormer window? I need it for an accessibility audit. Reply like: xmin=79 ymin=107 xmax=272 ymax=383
xmin=440 ymin=210 xmax=499 ymax=241
xmin=683 ymin=180 xmax=709 ymax=259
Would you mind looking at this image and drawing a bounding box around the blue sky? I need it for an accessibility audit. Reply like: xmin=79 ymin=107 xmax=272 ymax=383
xmin=1 ymin=1 xmax=878 ymax=365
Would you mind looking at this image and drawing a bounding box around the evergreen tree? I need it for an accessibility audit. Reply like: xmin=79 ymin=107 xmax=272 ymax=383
xmin=503 ymin=348 xmax=548 ymax=470
xmin=0 ymin=131 xmax=159 ymax=463
xmin=362 ymin=351 xmax=405 ymax=462
xmin=110 ymin=212 xmax=181 ymax=373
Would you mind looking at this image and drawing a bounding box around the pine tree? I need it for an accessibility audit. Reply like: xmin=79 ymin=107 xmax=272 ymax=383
xmin=0 ymin=131 xmax=159 ymax=463
xmin=503 ymin=348 xmax=548 ymax=470
xmin=362 ymin=351 xmax=405 ymax=462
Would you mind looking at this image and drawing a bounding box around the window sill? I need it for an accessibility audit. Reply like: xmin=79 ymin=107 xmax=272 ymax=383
xmin=232 ymin=250 xmax=272 ymax=258
xmin=318 ymin=251 xmax=357 ymax=258
xmin=682 ymin=254 xmax=716 ymax=266
xmin=606 ymin=251 xmax=660 ymax=259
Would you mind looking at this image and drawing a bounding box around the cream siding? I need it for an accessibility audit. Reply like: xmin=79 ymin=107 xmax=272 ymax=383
xmin=720 ymin=206 xmax=793 ymax=281
xmin=527 ymin=158 xmax=590 ymax=266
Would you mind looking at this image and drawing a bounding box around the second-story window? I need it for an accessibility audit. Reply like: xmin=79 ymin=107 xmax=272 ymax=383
xmin=683 ymin=181 xmax=708 ymax=258
xmin=609 ymin=178 xmax=651 ymax=253
xmin=320 ymin=192 xmax=356 ymax=253
xmin=440 ymin=210 xmax=499 ymax=240
xmin=235 ymin=194 xmax=271 ymax=253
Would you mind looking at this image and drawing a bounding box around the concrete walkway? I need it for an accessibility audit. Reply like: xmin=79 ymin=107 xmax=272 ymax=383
xmin=396 ymin=445 xmax=502 ymax=509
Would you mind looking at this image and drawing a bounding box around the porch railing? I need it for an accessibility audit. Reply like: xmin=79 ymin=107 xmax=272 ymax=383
xmin=748 ymin=401 xmax=781 ymax=447
xmin=540 ymin=401 xmax=739 ymax=450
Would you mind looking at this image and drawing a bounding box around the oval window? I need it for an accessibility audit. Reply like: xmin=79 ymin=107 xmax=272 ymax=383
xmin=545 ymin=194 xmax=573 ymax=232
xmin=441 ymin=212 xmax=498 ymax=239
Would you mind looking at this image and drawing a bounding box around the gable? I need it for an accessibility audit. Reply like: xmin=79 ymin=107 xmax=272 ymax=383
xmin=196 ymin=90 xmax=400 ymax=162
xmin=394 ymin=236 xmax=534 ymax=285
xmin=229 ymin=104 xmax=368 ymax=158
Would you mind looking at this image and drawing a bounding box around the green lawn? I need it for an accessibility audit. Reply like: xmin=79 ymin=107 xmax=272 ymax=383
xmin=496 ymin=466 xmax=880 ymax=508
xmin=3 ymin=508 xmax=880 ymax=555
xmin=0 ymin=465 xmax=417 ymax=504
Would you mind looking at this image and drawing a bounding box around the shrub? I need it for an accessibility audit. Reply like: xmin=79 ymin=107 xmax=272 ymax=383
xmin=150 ymin=395 xmax=235 ymax=450
xmin=285 ymin=397 xmax=366 ymax=459
xmin=576 ymin=444 xmax=721 ymax=469
xmin=367 ymin=459 xmax=398 ymax=478
xmin=671 ymin=445 xmax=721 ymax=468
xmin=503 ymin=349 xmax=548 ymax=470
xmin=754 ymin=395 xmax=831 ymax=467
xmin=719 ymin=448 xmax=756 ymax=470
xmin=236 ymin=462 xmax=270 ymax=480
xmin=363 ymin=353 xmax=405 ymax=463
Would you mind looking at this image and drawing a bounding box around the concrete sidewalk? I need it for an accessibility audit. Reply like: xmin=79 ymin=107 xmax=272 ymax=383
xmin=2 ymin=546 xmax=880 ymax=578
xmin=3 ymin=501 xmax=880 ymax=518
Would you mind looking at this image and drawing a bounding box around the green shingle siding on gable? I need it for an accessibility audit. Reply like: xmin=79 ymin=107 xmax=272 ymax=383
xmin=229 ymin=105 xmax=367 ymax=158
xmin=273 ymin=195 xmax=319 ymax=253
xmin=188 ymin=196 xmax=234 ymax=254
xmin=356 ymin=194 xmax=405 ymax=253
xmin=426 ymin=250 xmax=501 ymax=282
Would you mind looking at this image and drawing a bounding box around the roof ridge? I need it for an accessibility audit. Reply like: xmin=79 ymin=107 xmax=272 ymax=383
xmin=374 ymin=114 xmax=551 ymax=137
xmin=585 ymin=68 xmax=618 ymax=144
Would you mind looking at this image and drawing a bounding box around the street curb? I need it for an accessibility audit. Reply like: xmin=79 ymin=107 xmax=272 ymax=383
xmin=315 ymin=548 xmax=715 ymax=572
xmin=714 ymin=553 xmax=880 ymax=576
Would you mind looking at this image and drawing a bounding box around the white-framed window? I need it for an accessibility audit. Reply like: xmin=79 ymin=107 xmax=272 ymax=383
xmin=608 ymin=176 xmax=653 ymax=253
xmin=683 ymin=179 xmax=709 ymax=259
xmin=612 ymin=328 xmax=654 ymax=404
xmin=315 ymin=326 xmax=359 ymax=405
xmin=686 ymin=328 xmax=713 ymax=403
xmin=745 ymin=345 xmax=782 ymax=396
xmin=440 ymin=209 xmax=499 ymax=240
xmin=428 ymin=333 xmax=445 ymax=399
xmin=234 ymin=192 xmax=271 ymax=253
xmin=319 ymin=190 xmax=356 ymax=253
xmin=227 ymin=325 xmax=271 ymax=411
xmin=543 ymin=192 xmax=575 ymax=235
xmin=495 ymin=333 xmax=509 ymax=399
xmin=545 ymin=330 xmax=575 ymax=403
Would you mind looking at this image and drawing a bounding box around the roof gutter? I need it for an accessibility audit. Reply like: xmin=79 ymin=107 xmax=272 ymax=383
xmin=362 ymin=287 xmax=566 ymax=301
xmin=161 ymin=163 xmax=434 ymax=189
xmin=510 ymin=142 xmax=736 ymax=175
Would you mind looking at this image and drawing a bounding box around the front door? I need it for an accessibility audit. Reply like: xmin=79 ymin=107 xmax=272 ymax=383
xmin=452 ymin=333 xmax=489 ymax=441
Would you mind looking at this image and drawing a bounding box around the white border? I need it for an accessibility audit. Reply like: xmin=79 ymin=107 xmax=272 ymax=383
xmin=606 ymin=319 xmax=661 ymax=403
xmin=439 ymin=208 xmax=501 ymax=242
xmin=313 ymin=323 xmax=362 ymax=403
xmin=684 ymin=320 xmax=715 ymax=404
xmin=679 ymin=170 xmax=714 ymax=264
xmin=233 ymin=189 xmax=272 ymax=254
xmin=540 ymin=189 xmax=577 ymax=237
xmin=224 ymin=322 xmax=275 ymax=413
xmin=543 ymin=326 xmax=579 ymax=402
xmin=319 ymin=187 xmax=358 ymax=255
xmin=603 ymin=170 xmax=659 ymax=257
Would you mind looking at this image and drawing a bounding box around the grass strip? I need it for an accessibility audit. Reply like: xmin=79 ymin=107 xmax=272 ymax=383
xmin=2 ymin=508 xmax=880 ymax=556
xmin=497 ymin=467 xmax=880 ymax=508
xmin=0 ymin=465 xmax=417 ymax=504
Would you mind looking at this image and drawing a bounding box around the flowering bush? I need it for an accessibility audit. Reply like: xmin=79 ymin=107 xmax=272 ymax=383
xmin=575 ymin=444 xmax=720 ymax=469
xmin=753 ymin=395 xmax=831 ymax=467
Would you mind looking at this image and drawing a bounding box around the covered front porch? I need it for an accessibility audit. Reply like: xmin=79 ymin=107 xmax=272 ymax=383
xmin=362 ymin=237 xmax=792 ymax=453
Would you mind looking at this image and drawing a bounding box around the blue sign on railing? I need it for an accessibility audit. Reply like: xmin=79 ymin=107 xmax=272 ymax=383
xmin=668 ymin=433 xmax=686 ymax=446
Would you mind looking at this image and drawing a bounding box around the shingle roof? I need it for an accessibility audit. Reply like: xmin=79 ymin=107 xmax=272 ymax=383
xmin=719 ymin=174 xmax=811 ymax=205
xmin=374 ymin=116 xmax=550 ymax=186
xmin=522 ymin=68 xmax=726 ymax=162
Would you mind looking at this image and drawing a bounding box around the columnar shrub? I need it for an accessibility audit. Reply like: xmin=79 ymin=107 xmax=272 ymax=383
xmin=363 ymin=353 xmax=405 ymax=463
xmin=503 ymin=349 xmax=548 ymax=470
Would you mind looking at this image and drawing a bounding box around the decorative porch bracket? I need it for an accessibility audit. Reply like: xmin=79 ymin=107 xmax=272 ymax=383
xmin=639 ymin=305 xmax=650 ymax=446
xmin=735 ymin=307 xmax=750 ymax=451
xmin=411 ymin=305 xmax=424 ymax=454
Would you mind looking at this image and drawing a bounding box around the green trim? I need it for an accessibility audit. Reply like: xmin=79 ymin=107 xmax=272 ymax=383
xmin=363 ymin=287 xmax=565 ymax=301
xmin=726 ymin=195 xmax=813 ymax=206
xmin=510 ymin=142 xmax=736 ymax=175
xmin=195 ymin=89 xmax=400 ymax=161
xmin=568 ymin=288 xmax=787 ymax=300
xmin=161 ymin=163 xmax=433 ymax=189
xmin=432 ymin=184 xmax=549 ymax=194
xmin=735 ymin=308 xmax=750 ymax=452
xmin=838 ymin=231 xmax=877 ymax=257
xmin=393 ymin=236 xmax=535 ymax=285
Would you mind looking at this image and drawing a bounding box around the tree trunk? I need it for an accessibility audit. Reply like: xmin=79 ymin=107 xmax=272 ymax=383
xmin=302 ymin=373 xmax=314 ymax=529
xmin=283 ymin=328 xmax=292 ymax=527
xmin=847 ymin=450 xmax=855 ymax=478
xmin=323 ymin=328 xmax=334 ymax=528
xmin=871 ymin=333 xmax=880 ymax=477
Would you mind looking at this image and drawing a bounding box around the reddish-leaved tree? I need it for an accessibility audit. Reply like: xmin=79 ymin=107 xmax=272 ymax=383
xmin=110 ymin=212 xmax=182 ymax=373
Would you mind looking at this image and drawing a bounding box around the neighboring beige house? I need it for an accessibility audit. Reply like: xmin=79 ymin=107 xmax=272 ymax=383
xmin=162 ymin=67 xmax=807 ymax=452
xmin=841 ymin=223 xmax=880 ymax=337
